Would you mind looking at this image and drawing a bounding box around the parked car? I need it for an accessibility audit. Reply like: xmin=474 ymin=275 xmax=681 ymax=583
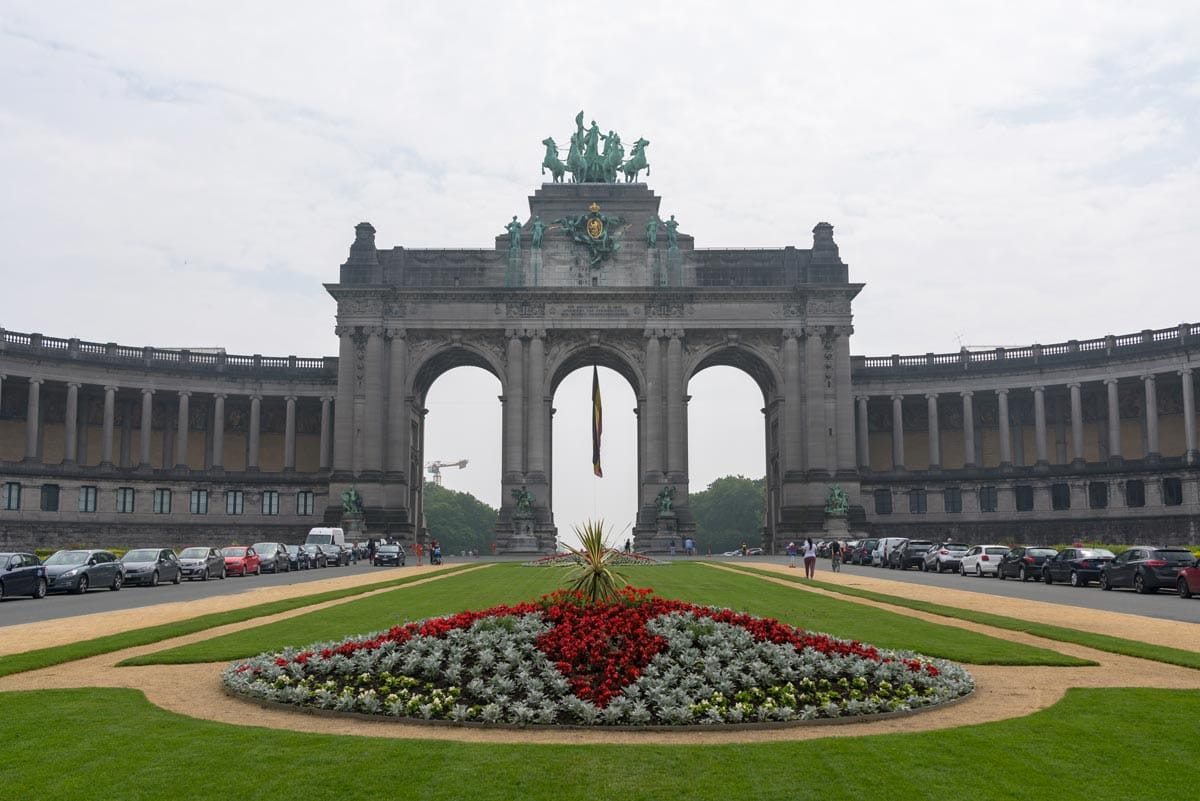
xmin=285 ymin=544 xmax=311 ymax=570
xmin=43 ymin=549 xmax=125 ymax=594
xmin=1042 ymin=547 xmax=1115 ymax=587
xmin=960 ymin=545 xmax=1009 ymax=577
xmin=851 ymin=538 xmax=879 ymax=566
xmin=889 ymin=540 xmax=935 ymax=570
xmin=0 ymin=552 xmax=47 ymax=600
xmin=120 ymin=548 xmax=183 ymax=587
xmin=252 ymin=542 xmax=291 ymax=574
xmin=373 ymin=544 xmax=407 ymax=567
xmin=874 ymin=537 xmax=907 ymax=568
xmin=1100 ymin=547 xmax=1196 ymax=594
xmin=178 ymin=546 xmax=226 ymax=581
xmin=841 ymin=540 xmax=860 ymax=563
xmin=1177 ymin=557 xmax=1200 ymax=599
xmin=323 ymin=543 xmax=351 ymax=566
xmin=923 ymin=542 xmax=970 ymax=573
xmin=997 ymin=547 xmax=1059 ymax=582
xmin=222 ymin=546 xmax=261 ymax=577
xmin=301 ymin=544 xmax=328 ymax=568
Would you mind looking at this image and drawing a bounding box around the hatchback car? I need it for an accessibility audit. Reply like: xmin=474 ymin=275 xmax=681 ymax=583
xmin=1177 ymin=557 xmax=1200 ymax=599
xmin=373 ymin=543 xmax=407 ymax=567
xmin=222 ymin=546 xmax=261 ymax=577
xmin=923 ymin=542 xmax=969 ymax=573
xmin=43 ymin=549 xmax=125 ymax=594
xmin=323 ymin=543 xmax=351 ymax=566
xmin=252 ymin=542 xmax=291 ymax=574
xmin=851 ymin=538 xmax=879 ymax=566
xmin=996 ymin=547 xmax=1058 ymax=582
xmin=302 ymin=544 xmax=328 ymax=568
xmin=178 ymin=546 xmax=226 ymax=581
xmin=120 ymin=548 xmax=183 ymax=587
xmin=0 ymin=552 xmax=48 ymax=600
xmin=889 ymin=540 xmax=935 ymax=570
xmin=1041 ymin=547 xmax=1115 ymax=587
xmin=960 ymin=545 xmax=1009 ymax=577
xmin=285 ymin=544 xmax=311 ymax=570
xmin=1100 ymin=547 xmax=1196 ymax=594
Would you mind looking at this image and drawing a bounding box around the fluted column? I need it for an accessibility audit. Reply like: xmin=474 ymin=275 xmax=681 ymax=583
xmin=996 ymin=389 xmax=1012 ymax=467
xmin=247 ymin=394 xmax=262 ymax=470
xmin=527 ymin=331 xmax=546 ymax=476
xmin=833 ymin=327 xmax=856 ymax=472
xmin=283 ymin=395 xmax=297 ymax=471
xmin=803 ymin=327 xmax=829 ymax=472
xmin=1068 ymin=382 xmax=1085 ymax=465
xmin=643 ymin=332 xmax=663 ymax=478
xmin=961 ymin=391 xmax=976 ymax=467
xmin=386 ymin=329 xmax=408 ymax=478
xmin=100 ymin=385 xmax=116 ymax=466
xmin=1180 ymin=368 xmax=1197 ymax=463
xmin=63 ymin=382 xmax=80 ymax=463
xmin=925 ymin=393 xmax=941 ymax=469
xmin=332 ymin=326 xmax=356 ymax=473
xmin=174 ymin=391 xmax=191 ymax=468
xmin=1032 ymin=386 xmax=1048 ymax=466
xmin=24 ymin=378 xmax=44 ymax=461
xmin=211 ymin=393 xmax=225 ymax=469
xmin=1142 ymin=374 xmax=1159 ymax=459
xmin=666 ymin=331 xmax=685 ymax=476
xmin=319 ymin=395 xmax=333 ymax=470
xmin=362 ymin=327 xmax=385 ymax=474
xmin=782 ymin=331 xmax=802 ymax=472
xmin=503 ymin=332 xmax=525 ymax=478
xmin=855 ymin=395 xmax=870 ymax=469
xmin=1104 ymin=378 xmax=1121 ymax=461
xmin=890 ymin=394 xmax=905 ymax=470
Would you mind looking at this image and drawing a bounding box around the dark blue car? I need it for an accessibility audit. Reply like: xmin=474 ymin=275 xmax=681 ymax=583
xmin=0 ymin=552 xmax=48 ymax=600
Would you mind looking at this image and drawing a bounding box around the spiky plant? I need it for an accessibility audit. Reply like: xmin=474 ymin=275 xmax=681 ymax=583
xmin=562 ymin=519 xmax=627 ymax=604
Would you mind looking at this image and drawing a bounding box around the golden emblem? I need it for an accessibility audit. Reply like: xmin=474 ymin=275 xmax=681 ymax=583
xmin=586 ymin=217 xmax=604 ymax=239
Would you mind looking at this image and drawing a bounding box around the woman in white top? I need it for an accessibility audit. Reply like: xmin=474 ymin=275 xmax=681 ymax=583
xmin=803 ymin=538 xmax=817 ymax=578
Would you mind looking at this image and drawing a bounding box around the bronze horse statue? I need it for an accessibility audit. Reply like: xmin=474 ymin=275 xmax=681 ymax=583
xmin=621 ymin=138 xmax=650 ymax=182
xmin=541 ymin=137 xmax=567 ymax=183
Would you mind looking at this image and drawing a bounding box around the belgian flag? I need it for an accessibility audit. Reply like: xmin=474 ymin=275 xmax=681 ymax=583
xmin=591 ymin=365 xmax=603 ymax=477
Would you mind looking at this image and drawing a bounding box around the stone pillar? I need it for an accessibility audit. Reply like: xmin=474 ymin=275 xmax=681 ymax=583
xmin=332 ymin=326 xmax=356 ymax=473
xmin=284 ymin=395 xmax=297 ymax=471
xmin=1069 ymin=382 xmax=1085 ymax=465
xmin=386 ymin=329 xmax=409 ymax=478
xmin=1104 ymin=378 xmax=1122 ymax=462
xmin=1180 ymin=368 xmax=1197 ymax=463
xmin=1032 ymin=386 xmax=1048 ymax=466
xmin=961 ymin=391 xmax=976 ymax=467
xmin=890 ymin=394 xmax=905 ymax=470
xmin=504 ymin=332 xmax=525 ymax=478
xmin=211 ymin=393 xmax=225 ymax=470
xmin=64 ymin=382 xmax=80 ymax=464
xmin=1142 ymin=374 xmax=1159 ymax=459
xmin=666 ymin=331 xmax=685 ymax=477
xmin=175 ymin=390 xmax=191 ymax=469
xmin=925 ymin=393 xmax=940 ymax=469
xmin=100 ymin=384 xmax=116 ymax=466
xmin=855 ymin=395 xmax=870 ymax=469
xmin=319 ymin=396 xmax=333 ymax=471
xmin=782 ymin=331 xmax=803 ymax=472
xmin=996 ymin=389 xmax=1012 ymax=467
xmin=24 ymin=378 xmax=44 ymax=461
xmin=803 ymin=327 xmax=829 ymax=472
xmin=362 ymin=327 xmax=385 ymax=474
xmin=643 ymin=331 xmax=664 ymax=478
xmin=527 ymin=331 xmax=546 ymax=477
xmin=833 ymin=327 xmax=856 ymax=472
xmin=248 ymin=394 xmax=262 ymax=470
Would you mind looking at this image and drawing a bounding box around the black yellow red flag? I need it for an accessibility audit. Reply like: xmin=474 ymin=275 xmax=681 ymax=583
xmin=591 ymin=365 xmax=603 ymax=477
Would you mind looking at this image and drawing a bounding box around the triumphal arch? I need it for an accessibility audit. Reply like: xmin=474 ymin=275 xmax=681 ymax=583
xmin=325 ymin=115 xmax=863 ymax=552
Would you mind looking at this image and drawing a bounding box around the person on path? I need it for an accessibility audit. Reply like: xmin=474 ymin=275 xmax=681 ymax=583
xmin=803 ymin=538 xmax=817 ymax=578
xmin=830 ymin=539 xmax=842 ymax=572
xmin=786 ymin=541 xmax=797 ymax=568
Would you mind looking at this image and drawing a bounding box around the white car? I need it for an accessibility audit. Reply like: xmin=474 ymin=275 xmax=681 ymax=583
xmin=873 ymin=537 xmax=906 ymax=567
xmin=959 ymin=545 xmax=1009 ymax=577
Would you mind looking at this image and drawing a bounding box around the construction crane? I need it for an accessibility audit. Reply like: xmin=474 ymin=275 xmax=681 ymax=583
xmin=426 ymin=459 xmax=468 ymax=486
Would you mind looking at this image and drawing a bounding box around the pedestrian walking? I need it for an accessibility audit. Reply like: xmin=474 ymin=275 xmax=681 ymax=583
xmin=803 ymin=538 xmax=817 ymax=578
xmin=786 ymin=541 xmax=797 ymax=568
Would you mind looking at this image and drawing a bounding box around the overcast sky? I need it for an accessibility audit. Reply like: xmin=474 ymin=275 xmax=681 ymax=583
xmin=3 ymin=2 xmax=1198 ymax=543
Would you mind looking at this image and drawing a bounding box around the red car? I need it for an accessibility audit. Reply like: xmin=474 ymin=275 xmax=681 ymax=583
xmin=1177 ymin=557 xmax=1200 ymax=599
xmin=221 ymin=545 xmax=261 ymax=577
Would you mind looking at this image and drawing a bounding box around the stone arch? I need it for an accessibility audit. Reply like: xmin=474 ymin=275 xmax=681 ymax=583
xmin=410 ymin=339 xmax=507 ymax=404
xmin=546 ymin=340 xmax=644 ymax=399
xmin=685 ymin=339 xmax=782 ymax=402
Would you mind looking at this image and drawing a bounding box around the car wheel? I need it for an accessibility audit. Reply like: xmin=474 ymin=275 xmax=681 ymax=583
xmin=33 ymin=577 xmax=47 ymax=599
xmin=1070 ymin=571 xmax=1084 ymax=588
xmin=975 ymin=564 xmax=983 ymax=577
xmin=1019 ymin=566 xmax=1029 ymax=582
xmin=255 ymin=565 xmax=261 ymax=576
xmin=960 ymin=564 xmax=966 ymax=576
xmin=150 ymin=571 xmax=160 ymax=587
xmin=1178 ymin=577 xmax=1193 ymax=599
xmin=173 ymin=570 xmax=181 ymax=585
xmin=110 ymin=573 xmax=123 ymax=591
xmin=997 ymin=567 xmax=1006 ymax=581
xmin=0 ymin=580 xmax=5 ymax=600
xmin=201 ymin=568 xmax=209 ymax=581
xmin=220 ymin=568 xmax=226 ymax=579
xmin=1134 ymin=572 xmax=1146 ymax=594
xmin=1100 ymin=572 xmax=1112 ymax=591
xmin=74 ymin=575 xmax=89 ymax=594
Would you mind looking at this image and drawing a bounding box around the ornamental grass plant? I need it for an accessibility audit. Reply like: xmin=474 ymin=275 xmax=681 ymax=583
xmin=562 ymin=519 xmax=627 ymax=603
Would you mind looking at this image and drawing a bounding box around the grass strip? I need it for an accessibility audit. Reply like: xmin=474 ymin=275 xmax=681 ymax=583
xmin=0 ymin=564 xmax=479 ymax=678
xmin=723 ymin=562 xmax=1200 ymax=670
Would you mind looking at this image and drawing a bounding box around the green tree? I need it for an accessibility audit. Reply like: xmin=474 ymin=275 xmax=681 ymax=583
xmin=422 ymin=482 xmax=498 ymax=555
xmin=689 ymin=475 xmax=765 ymax=553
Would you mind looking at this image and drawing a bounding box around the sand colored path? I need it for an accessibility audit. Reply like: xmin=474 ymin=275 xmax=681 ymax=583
xmin=1 ymin=560 xmax=1197 ymax=745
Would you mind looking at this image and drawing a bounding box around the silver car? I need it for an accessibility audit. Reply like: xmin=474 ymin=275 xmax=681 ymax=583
xmin=43 ymin=549 xmax=125 ymax=594
xmin=120 ymin=548 xmax=183 ymax=587
xmin=177 ymin=546 xmax=227 ymax=581
xmin=252 ymin=542 xmax=292 ymax=574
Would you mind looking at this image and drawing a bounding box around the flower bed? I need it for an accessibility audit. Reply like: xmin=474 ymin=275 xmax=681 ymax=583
xmin=523 ymin=550 xmax=666 ymax=567
xmin=223 ymin=588 xmax=973 ymax=727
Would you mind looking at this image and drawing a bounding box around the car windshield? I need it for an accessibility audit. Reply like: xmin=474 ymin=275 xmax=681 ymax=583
xmin=252 ymin=543 xmax=274 ymax=553
xmin=179 ymin=548 xmax=209 ymax=558
xmin=303 ymin=545 xmax=319 ymax=553
xmin=222 ymin=547 xmax=247 ymax=556
xmin=44 ymin=551 xmax=89 ymax=566
xmin=985 ymin=547 xmax=1009 ymax=555
xmin=379 ymin=545 xmax=398 ymax=553
xmin=1029 ymin=548 xmax=1057 ymax=557
xmin=1157 ymin=550 xmax=1196 ymax=563
xmin=122 ymin=549 xmax=160 ymax=561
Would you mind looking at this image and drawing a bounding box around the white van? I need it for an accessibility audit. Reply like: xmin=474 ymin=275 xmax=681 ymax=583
xmin=305 ymin=527 xmax=346 ymax=547
xmin=873 ymin=537 xmax=907 ymax=567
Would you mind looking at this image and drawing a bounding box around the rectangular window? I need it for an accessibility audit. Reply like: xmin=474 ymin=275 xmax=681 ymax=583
xmin=979 ymin=485 xmax=998 ymax=513
xmin=1088 ymin=481 xmax=1108 ymax=510
xmin=3 ymin=482 xmax=20 ymax=511
xmin=1051 ymin=483 xmax=1071 ymax=511
xmin=262 ymin=490 xmax=279 ymax=516
xmin=873 ymin=488 xmax=893 ymax=515
xmin=1125 ymin=480 xmax=1145 ymax=508
xmin=152 ymin=488 xmax=172 ymax=514
xmin=1163 ymin=477 xmax=1183 ymax=506
xmin=1015 ymin=485 xmax=1034 ymax=512
xmin=116 ymin=487 xmax=135 ymax=514
xmin=40 ymin=484 xmax=60 ymax=512
xmin=190 ymin=489 xmax=209 ymax=515
xmin=79 ymin=486 xmax=97 ymax=513
xmin=225 ymin=490 xmax=244 ymax=515
xmin=908 ymin=488 xmax=927 ymax=514
xmin=296 ymin=491 xmax=315 ymax=516
xmin=943 ymin=487 xmax=962 ymax=513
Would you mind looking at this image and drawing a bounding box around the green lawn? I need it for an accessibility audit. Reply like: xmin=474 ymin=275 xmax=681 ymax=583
xmin=127 ymin=562 xmax=1086 ymax=666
